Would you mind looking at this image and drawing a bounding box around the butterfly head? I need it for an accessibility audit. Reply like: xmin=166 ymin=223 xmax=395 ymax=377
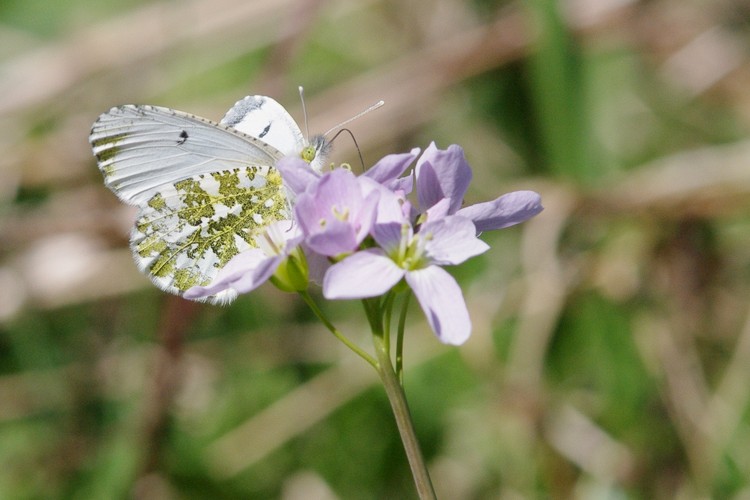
xmin=301 ymin=134 xmax=331 ymax=172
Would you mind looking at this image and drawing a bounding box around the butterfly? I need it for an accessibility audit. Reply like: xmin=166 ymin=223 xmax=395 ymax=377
xmin=90 ymin=95 xmax=331 ymax=304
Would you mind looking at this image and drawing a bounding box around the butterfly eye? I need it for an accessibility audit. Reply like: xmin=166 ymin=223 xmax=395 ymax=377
xmin=300 ymin=145 xmax=317 ymax=163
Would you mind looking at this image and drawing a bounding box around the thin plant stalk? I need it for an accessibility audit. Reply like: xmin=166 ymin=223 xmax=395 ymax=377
xmin=299 ymin=291 xmax=436 ymax=498
xmin=299 ymin=291 xmax=377 ymax=368
xmin=372 ymin=331 xmax=437 ymax=499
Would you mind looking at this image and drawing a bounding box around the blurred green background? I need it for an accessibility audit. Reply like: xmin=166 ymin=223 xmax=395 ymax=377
xmin=2 ymin=0 xmax=750 ymax=498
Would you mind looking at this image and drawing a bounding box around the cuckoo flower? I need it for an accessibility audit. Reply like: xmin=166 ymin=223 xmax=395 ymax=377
xmin=323 ymin=209 xmax=489 ymax=345
xmin=415 ymin=142 xmax=543 ymax=231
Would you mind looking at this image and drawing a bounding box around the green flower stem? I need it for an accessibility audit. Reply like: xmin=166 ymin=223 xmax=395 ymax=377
xmin=396 ymin=292 xmax=411 ymax=384
xmin=299 ymin=291 xmax=377 ymax=369
xmin=301 ymin=292 xmax=434 ymax=497
xmin=372 ymin=331 xmax=436 ymax=499
xmin=382 ymin=291 xmax=396 ymax=346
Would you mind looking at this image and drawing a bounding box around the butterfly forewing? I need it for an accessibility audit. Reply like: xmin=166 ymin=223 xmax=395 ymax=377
xmin=90 ymin=105 xmax=285 ymax=205
xmin=221 ymin=95 xmax=331 ymax=172
xmin=221 ymin=95 xmax=305 ymax=157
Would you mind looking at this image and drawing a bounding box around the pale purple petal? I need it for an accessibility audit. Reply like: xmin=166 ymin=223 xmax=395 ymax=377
xmin=391 ymin=172 xmax=413 ymax=194
xmin=364 ymin=148 xmax=419 ymax=184
xmin=303 ymin=244 xmax=330 ymax=285
xmin=355 ymin=190 xmax=380 ymax=241
xmin=184 ymin=249 xmax=280 ymax=299
xmin=372 ymin=221 xmax=409 ymax=252
xmin=421 ymin=216 xmax=489 ymax=265
xmin=424 ymin=197 xmax=451 ymax=222
xmin=416 ymin=143 xmax=472 ymax=214
xmin=230 ymin=255 xmax=285 ymax=293
xmin=323 ymin=249 xmax=405 ymax=299
xmin=294 ymin=170 xmax=378 ymax=256
xmin=457 ymin=190 xmax=543 ymax=232
xmin=360 ymin=176 xmax=408 ymax=228
xmin=184 ymin=220 xmax=302 ymax=299
xmin=406 ymin=266 xmax=471 ymax=345
xmin=277 ymin=156 xmax=320 ymax=195
xmin=401 ymin=198 xmax=414 ymax=221
xmin=307 ymin=218 xmax=359 ymax=256
xmin=313 ymin=169 xmax=363 ymax=209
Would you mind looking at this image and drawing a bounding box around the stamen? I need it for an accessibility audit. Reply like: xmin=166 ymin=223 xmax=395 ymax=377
xmin=256 ymin=221 xmax=294 ymax=256
xmin=398 ymin=223 xmax=410 ymax=261
xmin=332 ymin=206 xmax=350 ymax=221
xmin=257 ymin=230 xmax=280 ymax=256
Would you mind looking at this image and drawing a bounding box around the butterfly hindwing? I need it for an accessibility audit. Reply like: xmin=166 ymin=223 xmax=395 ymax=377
xmin=131 ymin=165 xmax=289 ymax=304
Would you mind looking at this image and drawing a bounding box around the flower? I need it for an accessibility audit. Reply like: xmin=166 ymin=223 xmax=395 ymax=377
xmin=415 ymin=142 xmax=543 ymax=231
xmin=293 ymin=168 xmax=379 ymax=258
xmin=183 ymin=220 xmax=305 ymax=300
xmin=317 ymin=143 xmax=543 ymax=344
xmin=323 ymin=214 xmax=489 ymax=345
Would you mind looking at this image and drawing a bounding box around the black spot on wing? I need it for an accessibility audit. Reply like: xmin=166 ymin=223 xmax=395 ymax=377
xmin=259 ymin=123 xmax=271 ymax=138
xmin=177 ymin=130 xmax=189 ymax=145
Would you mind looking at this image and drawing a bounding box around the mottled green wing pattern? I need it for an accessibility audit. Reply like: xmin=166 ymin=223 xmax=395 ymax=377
xmin=132 ymin=166 xmax=289 ymax=304
xmin=90 ymin=104 xmax=294 ymax=304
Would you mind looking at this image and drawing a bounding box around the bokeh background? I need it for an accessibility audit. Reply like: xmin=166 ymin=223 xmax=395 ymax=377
xmin=2 ymin=0 xmax=750 ymax=498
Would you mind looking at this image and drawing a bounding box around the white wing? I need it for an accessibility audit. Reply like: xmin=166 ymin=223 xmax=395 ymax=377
xmin=221 ymin=95 xmax=305 ymax=156
xmin=90 ymin=104 xmax=284 ymax=205
xmin=221 ymin=95 xmax=330 ymax=172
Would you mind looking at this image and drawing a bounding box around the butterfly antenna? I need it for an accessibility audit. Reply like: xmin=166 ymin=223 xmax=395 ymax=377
xmin=323 ymin=100 xmax=384 ymax=137
xmin=298 ymin=86 xmax=311 ymax=140
xmin=330 ymin=128 xmax=366 ymax=171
